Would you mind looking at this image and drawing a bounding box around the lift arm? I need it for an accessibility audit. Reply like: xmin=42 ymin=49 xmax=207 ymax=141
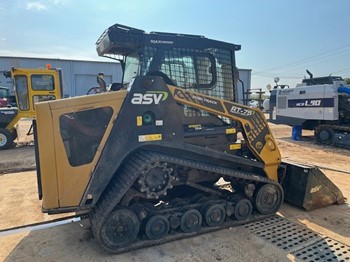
xmin=167 ymin=85 xmax=281 ymax=181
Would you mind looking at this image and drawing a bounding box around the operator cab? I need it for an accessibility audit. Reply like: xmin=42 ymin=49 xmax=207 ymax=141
xmin=96 ymin=23 xmax=243 ymax=152
xmin=96 ymin=23 xmax=241 ymax=127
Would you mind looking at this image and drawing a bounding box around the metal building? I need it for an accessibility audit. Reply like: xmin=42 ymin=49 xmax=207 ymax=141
xmin=0 ymin=56 xmax=122 ymax=97
xmin=237 ymin=68 xmax=252 ymax=104
xmin=0 ymin=56 xmax=251 ymax=102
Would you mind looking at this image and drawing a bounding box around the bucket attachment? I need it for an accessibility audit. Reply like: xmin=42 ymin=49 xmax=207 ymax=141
xmin=280 ymin=161 xmax=346 ymax=211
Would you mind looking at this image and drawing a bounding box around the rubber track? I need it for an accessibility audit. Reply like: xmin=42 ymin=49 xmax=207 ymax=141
xmin=90 ymin=150 xmax=283 ymax=253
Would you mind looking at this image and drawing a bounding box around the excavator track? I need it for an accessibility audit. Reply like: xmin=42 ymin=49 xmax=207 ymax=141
xmin=90 ymin=150 xmax=284 ymax=253
xmin=315 ymin=124 xmax=350 ymax=149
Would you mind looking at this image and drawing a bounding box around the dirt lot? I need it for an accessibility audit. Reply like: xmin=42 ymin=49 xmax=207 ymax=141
xmin=0 ymin=121 xmax=349 ymax=261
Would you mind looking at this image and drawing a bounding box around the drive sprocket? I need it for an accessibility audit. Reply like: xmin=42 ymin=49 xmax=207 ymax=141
xmin=137 ymin=161 xmax=176 ymax=199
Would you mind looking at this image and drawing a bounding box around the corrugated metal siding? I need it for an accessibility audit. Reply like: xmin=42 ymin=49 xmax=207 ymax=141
xmin=0 ymin=56 xmax=122 ymax=97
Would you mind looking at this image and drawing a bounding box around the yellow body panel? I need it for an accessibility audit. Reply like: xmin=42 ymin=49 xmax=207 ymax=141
xmin=35 ymin=102 xmax=59 ymax=209
xmin=36 ymin=91 xmax=127 ymax=209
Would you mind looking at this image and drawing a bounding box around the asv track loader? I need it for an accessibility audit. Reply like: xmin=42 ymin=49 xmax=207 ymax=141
xmin=33 ymin=24 xmax=345 ymax=253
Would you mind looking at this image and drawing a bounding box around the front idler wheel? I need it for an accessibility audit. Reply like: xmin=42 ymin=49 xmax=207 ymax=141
xmin=145 ymin=215 xmax=170 ymax=240
xmin=100 ymin=208 xmax=140 ymax=250
xmin=254 ymin=184 xmax=283 ymax=215
xmin=180 ymin=209 xmax=202 ymax=233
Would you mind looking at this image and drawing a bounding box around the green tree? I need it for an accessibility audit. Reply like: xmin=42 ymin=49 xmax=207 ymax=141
xmin=345 ymin=78 xmax=350 ymax=85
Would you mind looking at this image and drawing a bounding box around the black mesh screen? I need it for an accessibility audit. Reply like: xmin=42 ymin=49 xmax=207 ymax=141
xmin=141 ymin=46 xmax=158 ymax=75
xmin=141 ymin=46 xmax=235 ymax=118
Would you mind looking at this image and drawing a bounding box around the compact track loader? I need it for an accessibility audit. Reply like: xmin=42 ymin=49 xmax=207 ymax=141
xmin=33 ymin=24 xmax=345 ymax=253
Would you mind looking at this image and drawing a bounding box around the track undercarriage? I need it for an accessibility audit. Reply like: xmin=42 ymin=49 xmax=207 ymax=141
xmin=90 ymin=150 xmax=283 ymax=253
xmin=315 ymin=124 xmax=350 ymax=149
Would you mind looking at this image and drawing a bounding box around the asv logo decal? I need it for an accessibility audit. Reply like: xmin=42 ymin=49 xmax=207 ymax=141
xmin=131 ymin=91 xmax=168 ymax=105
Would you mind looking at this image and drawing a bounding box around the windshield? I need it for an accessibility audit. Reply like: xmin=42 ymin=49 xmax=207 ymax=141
xmin=123 ymin=52 xmax=140 ymax=85
xmin=31 ymin=75 xmax=55 ymax=90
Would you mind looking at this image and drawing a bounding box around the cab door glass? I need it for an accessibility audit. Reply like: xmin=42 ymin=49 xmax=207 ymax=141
xmin=59 ymin=107 xmax=113 ymax=167
xmin=14 ymin=75 xmax=29 ymax=111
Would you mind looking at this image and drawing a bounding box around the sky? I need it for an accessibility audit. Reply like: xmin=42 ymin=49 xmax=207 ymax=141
xmin=1 ymin=0 xmax=350 ymax=90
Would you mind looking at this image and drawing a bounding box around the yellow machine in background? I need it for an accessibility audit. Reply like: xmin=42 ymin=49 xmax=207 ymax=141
xmin=0 ymin=66 xmax=63 ymax=149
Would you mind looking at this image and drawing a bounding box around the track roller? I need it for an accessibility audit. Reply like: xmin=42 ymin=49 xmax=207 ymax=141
xmin=180 ymin=209 xmax=202 ymax=233
xmin=145 ymin=214 xmax=170 ymax=240
xmin=202 ymin=202 xmax=226 ymax=227
xmin=231 ymin=197 xmax=252 ymax=221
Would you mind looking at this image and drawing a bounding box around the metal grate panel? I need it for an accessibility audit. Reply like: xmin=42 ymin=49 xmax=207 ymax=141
xmin=244 ymin=215 xmax=320 ymax=252
xmin=292 ymin=237 xmax=350 ymax=262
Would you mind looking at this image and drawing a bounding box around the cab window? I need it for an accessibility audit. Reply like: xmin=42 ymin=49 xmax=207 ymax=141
xmin=31 ymin=75 xmax=55 ymax=91
xmin=59 ymin=107 xmax=113 ymax=167
xmin=14 ymin=75 xmax=29 ymax=111
xmin=160 ymin=49 xmax=216 ymax=89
